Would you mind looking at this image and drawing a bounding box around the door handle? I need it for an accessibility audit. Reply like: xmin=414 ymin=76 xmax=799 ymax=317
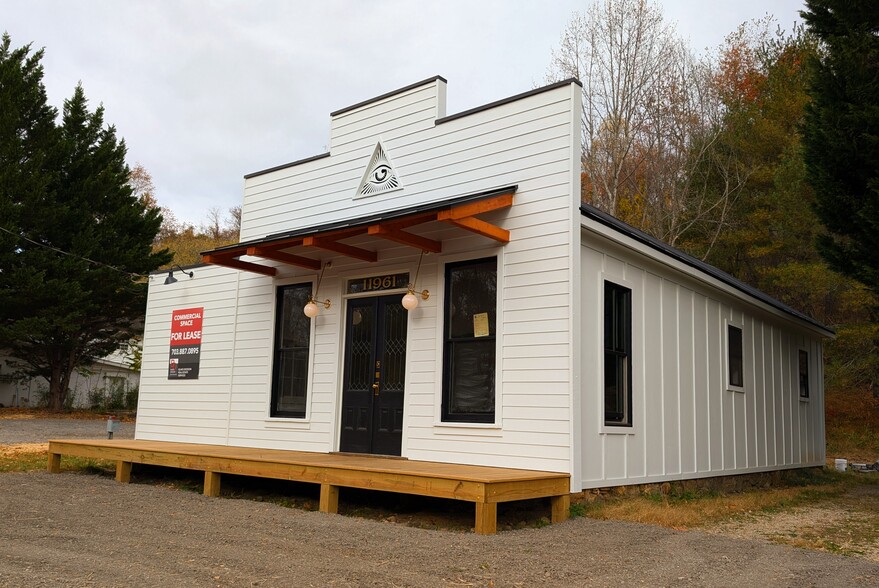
xmin=372 ymin=382 xmax=380 ymax=396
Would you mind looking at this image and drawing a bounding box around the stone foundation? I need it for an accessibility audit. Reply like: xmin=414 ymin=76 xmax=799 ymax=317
xmin=571 ymin=467 xmax=825 ymax=503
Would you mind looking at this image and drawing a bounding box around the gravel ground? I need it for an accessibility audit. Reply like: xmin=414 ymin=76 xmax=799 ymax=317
xmin=2 ymin=418 xmax=878 ymax=587
xmin=0 ymin=417 xmax=134 ymax=444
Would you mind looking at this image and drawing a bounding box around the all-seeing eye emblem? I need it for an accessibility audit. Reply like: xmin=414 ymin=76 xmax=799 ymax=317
xmin=357 ymin=142 xmax=401 ymax=196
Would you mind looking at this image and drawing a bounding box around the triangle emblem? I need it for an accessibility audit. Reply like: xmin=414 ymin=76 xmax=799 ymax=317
xmin=356 ymin=142 xmax=402 ymax=197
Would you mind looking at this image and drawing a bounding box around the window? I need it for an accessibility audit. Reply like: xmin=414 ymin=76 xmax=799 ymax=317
xmin=442 ymin=257 xmax=497 ymax=423
xmin=270 ymin=283 xmax=313 ymax=418
xmin=799 ymin=349 xmax=810 ymax=399
xmin=727 ymin=324 xmax=744 ymax=389
xmin=604 ymin=281 xmax=632 ymax=426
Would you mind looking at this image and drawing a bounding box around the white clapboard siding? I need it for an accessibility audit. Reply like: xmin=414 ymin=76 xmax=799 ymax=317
xmin=136 ymin=263 xmax=241 ymax=444
xmin=139 ymin=78 xmax=581 ymax=481
xmin=580 ymin=230 xmax=826 ymax=489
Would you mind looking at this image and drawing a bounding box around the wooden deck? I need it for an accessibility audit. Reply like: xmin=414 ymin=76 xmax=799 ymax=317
xmin=47 ymin=439 xmax=570 ymax=534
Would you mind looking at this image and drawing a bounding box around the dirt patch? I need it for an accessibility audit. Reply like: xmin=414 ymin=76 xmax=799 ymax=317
xmin=705 ymin=481 xmax=879 ymax=562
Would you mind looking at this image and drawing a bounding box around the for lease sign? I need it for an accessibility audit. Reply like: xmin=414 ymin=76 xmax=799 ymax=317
xmin=168 ymin=307 xmax=203 ymax=380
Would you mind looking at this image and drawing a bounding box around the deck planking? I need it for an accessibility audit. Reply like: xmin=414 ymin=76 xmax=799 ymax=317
xmin=47 ymin=439 xmax=570 ymax=534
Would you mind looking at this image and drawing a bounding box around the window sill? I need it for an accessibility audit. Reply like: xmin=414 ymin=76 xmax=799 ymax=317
xmin=600 ymin=425 xmax=636 ymax=436
xmin=799 ymin=396 xmax=811 ymax=403
xmin=727 ymin=385 xmax=745 ymax=394
xmin=433 ymin=421 xmax=502 ymax=436
xmin=264 ymin=417 xmax=311 ymax=430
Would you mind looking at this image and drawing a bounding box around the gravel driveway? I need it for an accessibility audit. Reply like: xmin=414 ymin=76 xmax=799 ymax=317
xmin=0 ymin=417 xmax=134 ymax=444
xmin=2 ymin=419 xmax=878 ymax=587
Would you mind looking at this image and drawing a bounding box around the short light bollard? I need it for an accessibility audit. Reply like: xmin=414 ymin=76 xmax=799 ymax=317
xmin=106 ymin=416 xmax=120 ymax=439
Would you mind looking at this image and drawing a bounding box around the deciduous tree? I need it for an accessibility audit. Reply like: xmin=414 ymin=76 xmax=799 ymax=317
xmin=547 ymin=0 xmax=745 ymax=250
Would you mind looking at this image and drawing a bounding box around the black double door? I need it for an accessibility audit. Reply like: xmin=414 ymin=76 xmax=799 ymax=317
xmin=339 ymin=295 xmax=407 ymax=456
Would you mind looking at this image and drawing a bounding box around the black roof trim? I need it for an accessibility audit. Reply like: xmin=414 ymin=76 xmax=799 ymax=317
xmin=435 ymin=78 xmax=583 ymax=125
xmin=244 ymin=152 xmax=331 ymax=180
xmin=580 ymin=203 xmax=833 ymax=335
xmin=330 ymin=76 xmax=448 ymax=117
xmin=203 ymin=185 xmax=518 ymax=256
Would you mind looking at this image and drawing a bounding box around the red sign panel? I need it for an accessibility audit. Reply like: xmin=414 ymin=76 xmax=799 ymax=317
xmin=168 ymin=307 xmax=203 ymax=379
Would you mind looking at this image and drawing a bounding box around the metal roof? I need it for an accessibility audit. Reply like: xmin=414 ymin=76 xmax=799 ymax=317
xmin=202 ymin=185 xmax=518 ymax=258
xmin=580 ymin=203 xmax=834 ymax=336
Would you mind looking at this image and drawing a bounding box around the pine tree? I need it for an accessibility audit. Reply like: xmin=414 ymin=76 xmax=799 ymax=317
xmin=0 ymin=34 xmax=171 ymax=409
xmin=801 ymin=0 xmax=879 ymax=297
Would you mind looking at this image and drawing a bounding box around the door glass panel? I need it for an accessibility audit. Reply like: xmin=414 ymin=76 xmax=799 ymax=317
xmin=347 ymin=305 xmax=374 ymax=392
xmin=382 ymin=301 xmax=407 ymax=392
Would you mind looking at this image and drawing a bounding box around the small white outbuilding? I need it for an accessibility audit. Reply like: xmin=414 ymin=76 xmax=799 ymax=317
xmin=138 ymin=77 xmax=832 ymax=492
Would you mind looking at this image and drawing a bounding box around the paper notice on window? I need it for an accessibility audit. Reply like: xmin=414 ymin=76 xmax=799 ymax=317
xmin=473 ymin=313 xmax=489 ymax=338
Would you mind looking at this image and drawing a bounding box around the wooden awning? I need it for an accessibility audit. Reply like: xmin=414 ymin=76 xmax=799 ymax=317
xmin=202 ymin=187 xmax=515 ymax=276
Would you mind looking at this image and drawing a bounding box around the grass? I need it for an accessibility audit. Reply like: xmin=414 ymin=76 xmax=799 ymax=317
xmin=825 ymin=384 xmax=879 ymax=462
xmin=573 ymin=469 xmax=871 ymax=530
xmin=0 ymin=443 xmax=115 ymax=474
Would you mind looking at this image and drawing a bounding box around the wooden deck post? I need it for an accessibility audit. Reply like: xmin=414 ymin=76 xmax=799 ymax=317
xmin=551 ymin=494 xmax=570 ymax=524
xmin=319 ymin=484 xmax=340 ymax=514
xmin=47 ymin=452 xmax=61 ymax=474
xmin=475 ymin=502 xmax=497 ymax=535
xmin=115 ymin=461 xmax=132 ymax=484
xmin=203 ymin=471 xmax=221 ymax=497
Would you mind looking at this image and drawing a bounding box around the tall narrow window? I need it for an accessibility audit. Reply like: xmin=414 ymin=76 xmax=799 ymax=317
xmin=604 ymin=281 xmax=632 ymax=426
xmin=271 ymin=283 xmax=313 ymax=418
xmin=727 ymin=324 xmax=744 ymax=389
xmin=798 ymin=349 xmax=810 ymax=399
xmin=442 ymin=257 xmax=497 ymax=423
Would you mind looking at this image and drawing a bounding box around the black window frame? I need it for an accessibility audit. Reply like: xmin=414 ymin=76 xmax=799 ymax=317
xmin=604 ymin=280 xmax=633 ymax=427
xmin=441 ymin=257 xmax=497 ymax=423
xmin=727 ymin=324 xmax=744 ymax=389
xmin=270 ymin=282 xmax=313 ymax=418
xmin=798 ymin=349 xmax=810 ymax=399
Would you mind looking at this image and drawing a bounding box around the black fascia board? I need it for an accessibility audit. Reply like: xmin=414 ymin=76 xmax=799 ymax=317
xmin=436 ymin=78 xmax=583 ymax=125
xmin=202 ymin=185 xmax=518 ymax=257
xmin=244 ymin=152 xmax=331 ymax=180
xmin=243 ymin=77 xmax=581 ymax=180
xmin=580 ymin=203 xmax=834 ymax=335
xmin=330 ymin=75 xmax=448 ymax=117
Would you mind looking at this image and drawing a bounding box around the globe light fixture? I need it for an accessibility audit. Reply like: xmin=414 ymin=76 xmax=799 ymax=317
xmin=402 ymin=251 xmax=430 ymax=310
xmin=402 ymin=285 xmax=430 ymax=310
xmin=303 ymin=262 xmax=332 ymax=318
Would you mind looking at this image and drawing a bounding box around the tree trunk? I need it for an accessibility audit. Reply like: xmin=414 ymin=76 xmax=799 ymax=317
xmin=47 ymin=350 xmax=75 ymax=411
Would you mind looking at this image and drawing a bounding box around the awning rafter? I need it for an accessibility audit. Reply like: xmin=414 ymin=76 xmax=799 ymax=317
xmin=201 ymin=187 xmax=516 ymax=275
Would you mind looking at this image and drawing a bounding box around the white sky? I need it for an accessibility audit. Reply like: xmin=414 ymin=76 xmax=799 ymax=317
xmin=4 ymin=0 xmax=807 ymax=227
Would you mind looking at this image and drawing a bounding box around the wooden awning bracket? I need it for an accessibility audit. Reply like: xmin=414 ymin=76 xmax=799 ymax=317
xmin=201 ymin=190 xmax=513 ymax=275
xmin=202 ymin=254 xmax=277 ymax=276
xmin=247 ymin=246 xmax=320 ymax=270
xmin=303 ymin=236 xmax=378 ymax=263
xmin=367 ymin=224 xmax=442 ymax=253
xmin=437 ymin=213 xmax=510 ymax=243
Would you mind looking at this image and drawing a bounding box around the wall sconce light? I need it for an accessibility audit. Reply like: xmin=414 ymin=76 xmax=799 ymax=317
xmin=164 ymin=265 xmax=194 ymax=285
xmin=402 ymin=251 xmax=430 ymax=310
xmin=304 ymin=262 xmax=332 ymax=318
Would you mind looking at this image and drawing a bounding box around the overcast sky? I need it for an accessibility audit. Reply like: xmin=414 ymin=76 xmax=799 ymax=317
xmin=5 ymin=0 xmax=807 ymax=228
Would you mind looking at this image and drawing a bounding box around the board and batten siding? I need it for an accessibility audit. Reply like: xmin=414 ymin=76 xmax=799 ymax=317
xmin=138 ymin=78 xmax=583 ymax=482
xmin=579 ymin=229 xmax=826 ymax=489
